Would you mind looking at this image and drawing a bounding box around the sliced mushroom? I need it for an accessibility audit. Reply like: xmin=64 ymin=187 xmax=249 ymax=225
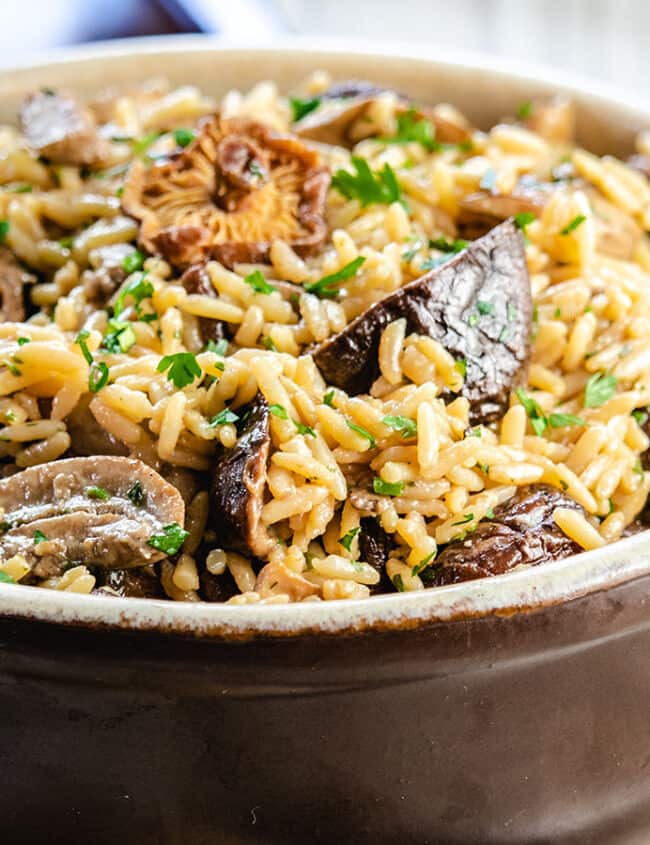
xmin=0 ymin=246 xmax=34 ymax=322
xmin=432 ymin=485 xmax=583 ymax=586
xmin=294 ymin=81 xmax=471 ymax=147
xmin=180 ymin=263 xmax=229 ymax=344
xmin=457 ymin=178 xmax=552 ymax=239
xmin=65 ymin=395 xmax=129 ymax=458
xmin=210 ymin=392 xmax=274 ymax=557
xmin=358 ymin=516 xmax=392 ymax=593
xmin=20 ymin=90 xmax=111 ymax=166
xmin=314 ymin=220 xmax=532 ymax=424
xmin=0 ymin=457 xmax=185 ymax=578
xmin=255 ymin=560 xmax=319 ymax=601
xmin=82 ymin=243 xmax=134 ymax=307
xmin=94 ymin=565 xmax=165 ymax=599
xmin=121 ymin=115 xmax=330 ymax=268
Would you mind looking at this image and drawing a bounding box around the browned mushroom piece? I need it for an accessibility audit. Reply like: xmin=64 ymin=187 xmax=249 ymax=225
xmin=0 ymin=457 xmax=185 ymax=578
xmin=457 ymin=178 xmax=553 ymax=239
xmin=521 ymin=97 xmax=576 ymax=145
xmin=121 ymin=115 xmax=330 ymax=268
xmin=358 ymin=516 xmax=392 ymax=593
xmin=180 ymin=263 xmax=229 ymax=344
xmin=314 ymin=220 xmax=532 ymax=425
xmin=82 ymin=243 xmax=134 ymax=307
xmin=65 ymin=395 xmax=129 ymax=458
xmin=432 ymin=485 xmax=584 ymax=586
xmin=20 ymin=90 xmax=111 ymax=166
xmin=94 ymin=565 xmax=166 ymax=599
xmin=210 ymin=392 xmax=274 ymax=558
xmin=294 ymin=80 xmax=471 ymax=148
xmin=0 ymin=246 xmax=34 ymax=322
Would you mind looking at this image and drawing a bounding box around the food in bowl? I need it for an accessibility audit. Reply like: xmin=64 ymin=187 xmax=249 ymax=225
xmin=0 ymin=73 xmax=648 ymax=604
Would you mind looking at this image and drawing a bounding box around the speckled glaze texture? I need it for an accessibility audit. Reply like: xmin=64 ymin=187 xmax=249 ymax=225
xmin=1 ymin=37 xmax=650 ymax=845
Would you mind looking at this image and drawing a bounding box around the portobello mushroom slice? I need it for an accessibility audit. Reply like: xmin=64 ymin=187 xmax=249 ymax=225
xmin=0 ymin=246 xmax=35 ymax=322
xmin=210 ymin=392 xmax=274 ymax=558
xmin=432 ymin=484 xmax=583 ymax=586
xmin=0 ymin=457 xmax=185 ymax=578
xmin=314 ymin=219 xmax=532 ymax=424
xmin=20 ymin=90 xmax=111 ymax=166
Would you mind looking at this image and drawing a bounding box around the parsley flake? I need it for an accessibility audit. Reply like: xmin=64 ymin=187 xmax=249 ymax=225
xmin=380 ymin=109 xmax=437 ymax=151
xmin=0 ymin=571 xmax=14 ymax=584
xmin=269 ymin=403 xmax=288 ymax=420
xmin=294 ymin=419 xmax=316 ymax=437
xmin=0 ymin=220 xmax=9 ymax=242
xmin=382 ymin=415 xmax=417 ymax=439
xmin=113 ymin=273 xmax=154 ymax=317
xmin=86 ymin=486 xmax=109 ymax=500
xmin=332 ymin=157 xmax=403 ymax=207
xmin=373 ymin=477 xmax=405 ymax=496
xmin=209 ymin=408 xmax=239 ymax=427
xmin=244 ymin=270 xmax=277 ymax=295
xmin=584 ymin=371 xmax=617 ymax=408
xmin=305 ymin=256 xmax=365 ymax=298
xmin=102 ymin=318 xmax=136 ymax=354
xmin=560 ymin=214 xmax=587 ymax=236
xmin=477 ymin=300 xmax=495 ymax=316
xmin=392 ymin=573 xmax=406 ymax=592
xmin=514 ymin=211 xmax=536 ymax=230
xmin=290 ymin=96 xmax=321 ymax=122
xmin=173 ymin=128 xmax=195 ymax=147
xmin=89 ymin=362 xmax=109 ymax=393
xmin=516 ymin=100 xmax=534 ymax=120
xmin=157 ymin=352 xmax=202 ymax=389
xmin=346 ymin=420 xmax=376 ymax=449
xmin=323 ymin=390 xmax=336 ymax=407
xmin=33 ymin=529 xmax=48 ymax=544
xmin=147 ymin=523 xmax=189 ymax=556
xmin=339 ymin=526 xmax=361 ymax=552
xmin=127 ymin=480 xmax=145 ymax=507
xmin=122 ymin=250 xmax=145 ymax=275
xmin=75 ymin=329 xmax=93 ymax=365
xmin=428 ymin=237 xmax=468 ymax=253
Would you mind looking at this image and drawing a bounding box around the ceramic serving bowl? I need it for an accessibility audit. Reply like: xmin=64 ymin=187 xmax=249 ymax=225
xmin=1 ymin=36 xmax=650 ymax=845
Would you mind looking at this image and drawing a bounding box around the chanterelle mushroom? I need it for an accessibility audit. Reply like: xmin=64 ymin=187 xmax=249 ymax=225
xmin=121 ymin=114 xmax=330 ymax=268
xmin=0 ymin=456 xmax=185 ymax=578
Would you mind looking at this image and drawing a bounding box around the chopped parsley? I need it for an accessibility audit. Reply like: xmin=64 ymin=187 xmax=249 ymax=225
xmin=75 ymin=329 xmax=93 ymax=365
xmin=632 ymin=409 xmax=648 ymax=427
xmin=269 ymin=403 xmax=288 ymax=420
xmin=485 ymin=507 xmax=495 ymax=519
xmin=560 ymin=214 xmax=586 ymax=236
xmin=102 ymin=318 xmax=136 ymax=354
xmin=323 ymin=390 xmax=335 ymax=407
xmin=453 ymin=513 xmax=475 ymax=526
xmin=476 ymin=300 xmax=495 ymax=316
xmin=339 ymin=526 xmax=361 ymax=552
xmin=0 ymin=571 xmax=14 ymax=584
xmin=206 ymin=338 xmax=228 ymax=357
xmin=454 ymin=358 xmax=467 ymax=379
xmin=113 ymin=273 xmax=154 ymax=317
xmin=382 ymin=415 xmax=417 ymax=439
xmin=506 ymin=302 xmax=518 ymax=322
xmin=262 ymin=337 xmax=278 ymax=352
xmin=157 ymin=352 xmax=202 ymax=389
xmin=209 ymin=407 xmax=239 ymax=427
xmin=516 ymin=100 xmax=534 ymax=120
xmin=392 ymin=573 xmax=406 ymax=592
xmin=468 ymin=313 xmax=479 ymax=328
xmin=244 ymin=270 xmax=277 ymax=295
xmin=294 ymin=419 xmax=316 ymax=437
xmin=332 ymin=157 xmax=402 ymax=207
xmin=304 ymin=256 xmax=365 ymax=298
xmin=173 ymin=128 xmax=195 ymax=147
xmin=290 ymin=96 xmax=321 ymax=122
xmin=429 ymin=237 xmax=468 ymax=253
xmin=147 ymin=523 xmax=189 ymax=556
xmin=89 ymin=362 xmax=109 ymax=393
xmin=634 ymin=459 xmax=644 ymax=477
xmin=411 ymin=551 xmax=435 ymax=577
xmin=548 ymin=412 xmax=587 ymax=429
xmin=514 ymin=211 xmax=536 ymax=230
xmin=131 ymin=130 xmax=163 ymax=157
xmin=346 ymin=420 xmax=376 ymax=449
xmin=373 ymin=477 xmax=405 ymax=496
xmin=515 ymin=388 xmax=549 ymax=436
xmin=0 ymin=220 xmax=9 ymax=242
xmin=127 ymin=480 xmax=145 ymax=507
xmin=122 ymin=250 xmax=145 ymax=275
xmin=584 ymin=371 xmax=617 ymax=408
xmin=380 ymin=109 xmax=437 ymax=151
xmin=17 ymin=337 xmax=30 ymax=346
xmin=33 ymin=529 xmax=48 ymax=544
xmin=86 ymin=486 xmax=109 ymax=500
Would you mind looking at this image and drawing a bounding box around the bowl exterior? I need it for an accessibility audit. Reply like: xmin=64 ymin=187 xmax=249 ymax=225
xmin=2 ymin=571 xmax=650 ymax=845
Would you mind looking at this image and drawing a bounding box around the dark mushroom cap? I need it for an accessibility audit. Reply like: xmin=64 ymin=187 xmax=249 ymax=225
xmin=314 ymin=219 xmax=532 ymax=425
xmin=121 ymin=114 xmax=331 ymax=268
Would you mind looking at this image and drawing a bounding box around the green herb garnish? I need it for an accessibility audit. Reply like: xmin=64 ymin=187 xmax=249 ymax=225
xmin=127 ymin=480 xmax=145 ymax=507
xmin=269 ymin=403 xmax=288 ymax=420
xmin=515 ymin=388 xmax=549 ymax=436
xmin=305 ymin=256 xmax=365 ymax=298
xmin=0 ymin=220 xmax=9 ymax=242
xmin=33 ymin=530 xmax=48 ymax=544
xmin=122 ymin=250 xmax=145 ymax=275
xmin=381 ymin=109 xmax=437 ymax=151
xmin=75 ymin=329 xmax=93 ymax=365
xmin=429 ymin=237 xmax=468 ymax=253
xmin=294 ymin=419 xmax=316 ymax=437
xmin=86 ymin=486 xmax=109 ymax=500
xmin=206 ymin=338 xmax=228 ymax=357
xmin=113 ymin=273 xmax=154 ymax=317
xmin=157 ymin=352 xmax=201 ymax=389
xmin=339 ymin=526 xmax=361 ymax=552
xmin=147 ymin=523 xmax=189 ymax=556
xmin=632 ymin=409 xmax=648 ymax=427
xmin=89 ymin=362 xmax=109 ymax=393
xmin=411 ymin=551 xmax=436 ymax=577
xmin=173 ymin=128 xmax=195 ymax=147
xmin=209 ymin=407 xmax=239 ymax=427
xmin=514 ymin=211 xmax=536 ymax=230
xmin=290 ymin=96 xmax=321 ymax=122
xmin=548 ymin=412 xmax=587 ymax=428
xmin=516 ymin=100 xmax=534 ymax=120
xmin=560 ymin=214 xmax=586 ymax=236
xmin=244 ymin=270 xmax=277 ymax=295
xmin=477 ymin=300 xmax=495 ymax=316
xmin=332 ymin=157 xmax=402 ymax=207
xmin=17 ymin=337 xmax=30 ymax=346
xmin=392 ymin=573 xmax=406 ymax=592
xmin=102 ymin=318 xmax=136 ymax=354
xmin=0 ymin=571 xmax=14 ymax=584
xmin=453 ymin=513 xmax=475 ymax=526
xmin=584 ymin=371 xmax=617 ymax=408
xmin=346 ymin=420 xmax=376 ymax=449
xmin=382 ymin=415 xmax=417 ymax=439
xmin=323 ymin=390 xmax=335 ymax=407
xmin=373 ymin=477 xmax=405 ymax=496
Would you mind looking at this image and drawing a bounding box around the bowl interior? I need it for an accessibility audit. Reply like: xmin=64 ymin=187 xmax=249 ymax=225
xmin=0 ymin=35 xmax=648 ymax=636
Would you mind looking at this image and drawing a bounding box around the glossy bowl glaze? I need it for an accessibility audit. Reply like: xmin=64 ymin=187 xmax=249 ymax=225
xmin=1 ymin=37 xmax=650 ymax=845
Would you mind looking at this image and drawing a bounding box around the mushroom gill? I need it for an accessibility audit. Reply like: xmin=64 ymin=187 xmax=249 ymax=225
xmin=121 ymin=114 xmax=330 ymax=267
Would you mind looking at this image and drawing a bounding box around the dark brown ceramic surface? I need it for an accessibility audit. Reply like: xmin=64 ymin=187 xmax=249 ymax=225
xmin=1 ymin=37 xmax=650 ymax=845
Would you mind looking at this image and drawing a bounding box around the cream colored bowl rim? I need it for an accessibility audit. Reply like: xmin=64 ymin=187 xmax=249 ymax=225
xmin=0 ymin=34 xmax=649 ymax=638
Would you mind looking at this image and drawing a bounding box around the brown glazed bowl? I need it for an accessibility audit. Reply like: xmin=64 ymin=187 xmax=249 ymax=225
xmin=1 ymin=37 xmax=650 ymax=845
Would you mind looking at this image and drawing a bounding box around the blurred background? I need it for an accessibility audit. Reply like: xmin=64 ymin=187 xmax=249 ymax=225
xmin=2 ymin=0 xmax=648 ymax=96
